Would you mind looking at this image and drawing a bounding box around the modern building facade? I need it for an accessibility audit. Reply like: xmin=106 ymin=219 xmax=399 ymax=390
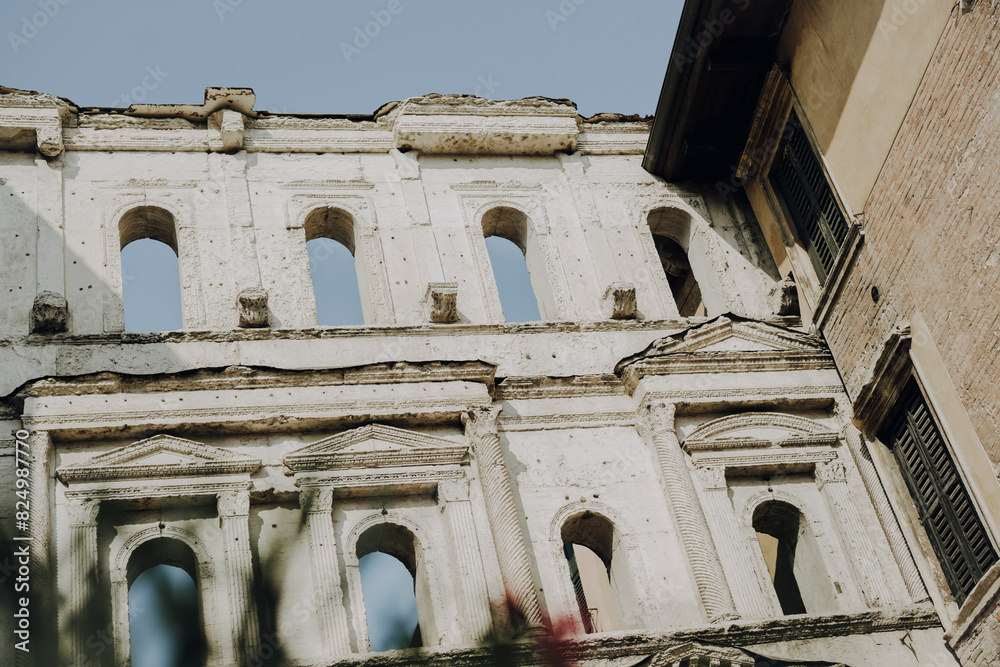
xmin=0 ymin=75 xmax=979 ymax=666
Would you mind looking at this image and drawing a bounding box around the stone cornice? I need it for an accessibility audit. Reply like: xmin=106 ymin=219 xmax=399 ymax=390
xmin=16 ymin=361 xmax=495 ymax=399
xmin=496 ymin=375 xmax=624 ymax=400
xmin=314 ymin=606 xmax=939 ymax=666
xmin=683 ymin=412 xmax=840 ymax=452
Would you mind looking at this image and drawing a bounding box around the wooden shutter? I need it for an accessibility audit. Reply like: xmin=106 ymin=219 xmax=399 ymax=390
xmin=885 ymin=382 xmax=998 ymax=606
xmin=772 ymin=111 xmax=850 ymax=282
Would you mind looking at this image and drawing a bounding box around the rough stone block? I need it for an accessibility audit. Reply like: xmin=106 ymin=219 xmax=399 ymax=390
xmin=238 ymin=288 xmax=269 ymax=328
xmin=424 ymin=282 xmax=459 ymax=324
xmin=30 ymin=291 xmax=68 ymax=334
xmin=604 ymin=282 xmax=637 ymax=320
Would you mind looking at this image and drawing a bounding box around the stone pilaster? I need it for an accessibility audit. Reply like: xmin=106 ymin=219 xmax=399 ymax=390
xmin=842 ymin=425 xmax=928 ymax=603
xmin=462 ymin=406 xmax=543 ymax=629
xmin=301 ymin=486 xmax=352 ymax=656
xmin=638 ymin=402 xmax=739 ymax=622
xmin=218 ymin=490 xmax=260 ymax=665
xmin=66 ymin=497 xmax=100 ymax=666
xmin=438 ymin=478 xmax=493 ymax=642
xmin=815 ymin=459 xmax=897 ymax=608
xmin=693 ymin=467 xmax=773 ymax=619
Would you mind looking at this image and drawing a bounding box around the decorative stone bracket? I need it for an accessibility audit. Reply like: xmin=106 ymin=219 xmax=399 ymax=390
xmin=211 ymin=108 xmax=245 ymax=152
xmin=423 ymin=282 xmax=459 ymax=323
xmin=237 ymin=287 xmax=270 ymax=328
xmin=30 ymin=291 xmax=68 ymax=334
xmin=604 ymin=281 xmax=637 ymax=320
xmin=768 ymin=275 xmax=799 ymax=316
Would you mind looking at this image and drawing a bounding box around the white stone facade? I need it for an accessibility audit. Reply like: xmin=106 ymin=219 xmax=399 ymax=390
xmin=0 ymin=88 xmax=958 ymax=666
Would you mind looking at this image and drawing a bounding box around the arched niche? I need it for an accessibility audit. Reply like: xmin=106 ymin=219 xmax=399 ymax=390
xmin=550 ymin=503 xmax=650 ymax=633
xmin=118 ymin=205 xmax=183 ymax=332
xmin=744 ymin=496 xmax=840 ymax=616
xmin=345 ymin=513 xmax=446 ymax=652
xmin=644 ymin=205 xmax=739 ymax=317
xmin=110 ymin=526 xmax=226 ymax=666
xmin=477 ymin=203 xmax=563 ymax=322
xmin=127 ymin=539 xmax=205 ymax=666
xmin=303 ymin=206 xmax=365 ymax=325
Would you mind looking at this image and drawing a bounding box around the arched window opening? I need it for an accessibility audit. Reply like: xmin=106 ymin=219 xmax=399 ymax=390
xmin=119 ymin=206 xmax=182 ymax=332
xmin=753 ymin=501 xmax=836 ymax=615
xmin=127 ymin=538 xmax=206 ymax=667
xmin=482 ymin=206 xmax=551 ymax=322
xmin=647 ymin=207 xmax=706 ymax=317
xmin=561 ymin=512 xmax=626 ymax=633
xmin=357 ymin=523 xmax=434 ymax=651
xmin=304 ymin=207 xmax=364 ymax=326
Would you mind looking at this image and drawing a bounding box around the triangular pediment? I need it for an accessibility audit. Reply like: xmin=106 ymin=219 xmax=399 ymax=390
xmin=284 ymin=423 xmax=468 ymax=473
xmin=615 ymin=316 xmax=833 ymax=384
xmin=683 ymin=412 xmax=839 ymax=452
xmin=645 ymin=316 xmax=823 ymax=356
xmin=57 ymin=434 xmax=262 ymax=482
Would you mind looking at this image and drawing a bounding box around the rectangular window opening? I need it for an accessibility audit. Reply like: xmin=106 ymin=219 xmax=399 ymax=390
xmin=883 ymin=380 xmax=999 ymax=606
xmin=772 ymin=111 xmax=850 ymax=283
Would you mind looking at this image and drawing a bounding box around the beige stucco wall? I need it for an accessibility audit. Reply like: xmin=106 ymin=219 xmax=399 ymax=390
xmin=779 ymin=0 xmax=954 ymax=213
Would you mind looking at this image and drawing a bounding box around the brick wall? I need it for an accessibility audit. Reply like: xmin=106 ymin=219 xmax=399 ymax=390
xmin=825 ymin=1 xmax=1000 ymax=467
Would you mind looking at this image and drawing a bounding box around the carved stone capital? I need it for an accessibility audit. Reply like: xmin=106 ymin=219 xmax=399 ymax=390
xmin=238 ymin=287 xmax=270 ymax=328
xmin=66 ymin=497 xmax=100 ymax=526
xmin=424 ymin=282 xmax=459 ymax=323
xmin=300 ymin=485 xmax=334 ymax=513
xmin=694 ymin=466 xmax=727 ymax=490
xmin=462 ymin=405 xmax=502 ymax=442
xmin=438 ymin=478 xmax=470 ymax=503
xmin=30 ymin=291 xmax=68 ymax=334
xmin=604 ymin=281 xmax=637 ymax=320
xmin=218 ymin=489 xmax=251 ymax=517
xmin=815 ymin=459 xmax=847 ymax=489
xmin=640 ymin=401 xmax=677 ymax=435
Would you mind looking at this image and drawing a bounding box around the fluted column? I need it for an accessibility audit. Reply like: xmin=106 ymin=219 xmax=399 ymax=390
xmin=462 ymin=406 xmax=543 ymax=629
xmin=638 ymin=402 xmax=739 ymax=622
xmin=693 ymin=467 xmax=773 ymax=619
xmin=438 ymin=478 xmax=493 ymax=642
xmin=842 ymin=425 xmax=928 ymax=602
xmin=301 ymin=486 xmax=352 ymax=656
xmin=66 ymin=497 xmax=101 ymax=666
xmin=815 ymin=459 xmax=897 ymax=608
xmin=218 ymin=490 xmax=260 ymax=665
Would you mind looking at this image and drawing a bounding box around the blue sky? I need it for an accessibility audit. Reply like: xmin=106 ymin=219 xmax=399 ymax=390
xmin=2 ymin=0 xmax=679 ymax=116
xmin=3 ymin=0 xmax=684 ymax=662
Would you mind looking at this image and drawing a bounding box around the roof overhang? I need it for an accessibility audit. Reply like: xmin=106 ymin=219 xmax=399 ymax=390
xmin=642 ymin=0 xmax=792 ymax=182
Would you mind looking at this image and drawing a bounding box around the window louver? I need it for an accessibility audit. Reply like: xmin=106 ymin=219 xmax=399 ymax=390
xmin=773 ymin=111 xmax=850 ymax=283
xmin=886 ymin=382 xmax=998 ymax=606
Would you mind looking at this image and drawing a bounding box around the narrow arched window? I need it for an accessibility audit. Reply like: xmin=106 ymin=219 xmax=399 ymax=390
xmin=647 ymin=207 xmax=706 ymax=317
xmin=127 ymin=538 xmax=206 ymax=667
xmin=119 ymin=206 xmax=183 ymax=332
xmin=357 ymin=523 xmax=435 ymax=651
xmin=753 ymin=501 xmax=837 ymax=615
xmin=561 ymin=512 xmax=626 ymax=633
xmin=304 ymin=207 xmax=364 ymax=325
xmin=482 ymin=206 xmax=552 ymax=322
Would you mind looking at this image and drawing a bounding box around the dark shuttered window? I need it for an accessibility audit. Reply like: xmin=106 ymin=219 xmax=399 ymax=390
xmin=884 ymin=381 xmax=998 ymax=606
xmin=773 ymin=111 xmax=850 ymax=283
